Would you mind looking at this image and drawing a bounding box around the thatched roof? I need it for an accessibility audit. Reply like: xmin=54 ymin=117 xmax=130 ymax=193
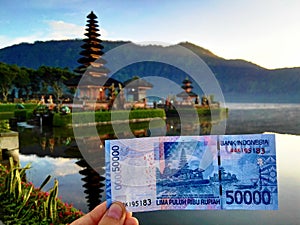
xmin=124 ymin=77 xmax=153 ymax=88
xmin=176 ymin=91 xmax=198 ymax=98
xmin=64 ymin=75 xmax=122 ymax=87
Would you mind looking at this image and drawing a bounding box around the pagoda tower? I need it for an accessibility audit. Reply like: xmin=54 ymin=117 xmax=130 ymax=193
xmin=76 ymin=158 xmax=105 ymax=211
xmin=176 ymin=77 xmax=198 ymax=103
xmin=76 ymin=11 xmax=106 ymax=76
xmin=66 ymin=11 xmax=121 ymax=102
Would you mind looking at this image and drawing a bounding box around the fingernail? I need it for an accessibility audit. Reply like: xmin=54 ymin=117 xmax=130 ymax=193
xmin=107 ymin=203 xmax=123 ymax=219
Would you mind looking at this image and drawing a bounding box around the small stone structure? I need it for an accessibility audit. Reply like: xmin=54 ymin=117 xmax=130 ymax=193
xmin=0 ymin=131 xmax=19 ymax=162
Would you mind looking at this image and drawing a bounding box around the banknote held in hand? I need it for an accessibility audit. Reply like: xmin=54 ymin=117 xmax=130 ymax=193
xmin=105 ymin=134 xmax=278 ymax=212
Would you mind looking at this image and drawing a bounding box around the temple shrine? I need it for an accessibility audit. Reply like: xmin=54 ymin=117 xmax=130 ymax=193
xmin=176 ymin=77 xmax=198 ymax=105
xmin=124 ymin=77 xmax=153 ymax=102
xmin=65 ymin=11 xmax=121 ymax=105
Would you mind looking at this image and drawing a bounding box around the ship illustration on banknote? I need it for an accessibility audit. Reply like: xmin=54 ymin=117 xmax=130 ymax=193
xmin=211 ymin=167 xmax=261 ymax=190
xmin=156 ymin=165 xmax=211 ymax=187
xmin=156 ymin=141 xmax=239 ymax=191
xmin=156 ymin=165 xmax=239 ymax=188
xmin=210 ymin=167 xmax=238 ymax=183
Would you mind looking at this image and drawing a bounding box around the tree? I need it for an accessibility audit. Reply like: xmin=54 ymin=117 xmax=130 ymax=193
xmin=13 ymin=67 xmax=31 ymax=99
xmin=37 ymin=66 xmax=75 ymax=101
xmin=0 ymin=63 xmax=18 ymax=102
xmin=27 ymin=68 xmax=42 ymax=99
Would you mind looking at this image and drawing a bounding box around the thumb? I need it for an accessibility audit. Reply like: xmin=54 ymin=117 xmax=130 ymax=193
xmin=98 ymin=202 xmax=126 ymax=225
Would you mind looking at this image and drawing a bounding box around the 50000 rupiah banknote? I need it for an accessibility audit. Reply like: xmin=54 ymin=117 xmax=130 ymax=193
xmin=105 ymin=134 xmax=277 ymax=212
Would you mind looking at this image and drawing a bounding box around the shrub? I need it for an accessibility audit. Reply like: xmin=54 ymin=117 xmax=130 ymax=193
xmin=0 ymin=112 xmax=13 ymax=120
xmin=166 ymin=108 xmax=227 ymax=118
xmin=0 ymin=103 xmax=38 ymax=112
xmin=0 ymin=104 xmax=16 ymax=112
xmin=0 ymin=158 xmax=83 ymax=224
xmin=14 ymin=110 xmax=27 ymax=121
xmin=53 ymin=109 xmax=166 ymax=127
xmin=129 ymin=109 xmax=165 ymax=119
xmin=14 ymin=109 xmax=34 ymax=122
xmin=53 ymin=113 xmax=72 ymax=127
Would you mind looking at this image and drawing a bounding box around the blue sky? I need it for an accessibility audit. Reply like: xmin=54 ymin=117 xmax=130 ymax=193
xmin=0 ymin=0 xmax=300 ymax=69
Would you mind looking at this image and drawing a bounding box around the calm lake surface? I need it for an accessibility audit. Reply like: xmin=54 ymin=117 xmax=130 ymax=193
xmin=15 ymin=103 xmax=300 ymax=225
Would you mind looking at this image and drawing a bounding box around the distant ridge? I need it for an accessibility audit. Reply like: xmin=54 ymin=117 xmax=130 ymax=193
xmin=0 ymin=39 xmax=129 ymax=70
xmin=0 ymin=39 xmax=299 ymax=103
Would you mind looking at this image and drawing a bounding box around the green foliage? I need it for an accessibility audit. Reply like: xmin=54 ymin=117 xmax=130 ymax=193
xmin=0 ymin=63 xmax=19 ymax=102
xmin=0 ymin=120 xmax=10 ymax=132
xmin=37 ymin=66 xmax=75 ymax=100
xmin=0 ymin=112 xmax=13 ymax=120
xmin=166 ymin=108 xmax=227 ymax=120
xmin=0 ymin=158 xmax=83 ymax=224
xmin=0 ymin=104 xmax=36 ymax=120
xmin=0 ymin=61 xmax=75 ymax=102
xmin=53 ymin=109 xmax=166 ymax=127
xmin=14 ymin=110 xmax=26 ymax=120
xmin=1 ymin=39 xmax=300 ymax=102
xmin=0 ymin=40 xmax=128 ymax=70
xmin=129 ymin=109 xmax=166 ymax=119
xmin=14 ymin=109 xmax=33 ymax=121
xmin=0 ymin=104 xmax=16 ymax=112
xmin=0 ymin=103 xmax=37 ymax=112
xmin=53 ymin=113 xmax=72 ymax=127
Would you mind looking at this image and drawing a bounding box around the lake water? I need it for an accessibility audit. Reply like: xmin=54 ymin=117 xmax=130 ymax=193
xmin=15 ymin=103 xmax=300 ymax=224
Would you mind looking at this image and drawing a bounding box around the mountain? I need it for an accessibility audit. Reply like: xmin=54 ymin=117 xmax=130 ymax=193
xmin=0 ymin=40 xmax=299 ymax=103
xmin=180 ymin=42 xmax=300 ymax=103
xmin=0 ymin=39 xmax=129 ymax=70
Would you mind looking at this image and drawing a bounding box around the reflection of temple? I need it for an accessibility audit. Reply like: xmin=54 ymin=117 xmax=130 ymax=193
xmin=200 ymin=121 xmax=212 ymax=135
xmin=166 ymin=118 xmax=213 ymax=135
xmin=76 ymin=158 xmax=105 ymax=211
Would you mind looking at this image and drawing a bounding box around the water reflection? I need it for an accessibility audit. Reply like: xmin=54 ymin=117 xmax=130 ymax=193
xmin=5 ymin=103 xmax=300 ymax=224
xmin=14 ymin=116 xmax=225 ymax=213
xmin=166 ymin=118 xmax=216 ymax=135
xmin=19 ymin=154 xmax=88 ymax=212
xmin=76 ymin=159 xmax=105 ymax=211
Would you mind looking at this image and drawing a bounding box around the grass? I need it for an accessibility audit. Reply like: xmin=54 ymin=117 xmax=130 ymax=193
xmin=53 ymin=109 xmax=166 ymax=127
xmin=0 ymin=103 xmax=37 ymax=112
xmin=0 ymin=158 xmax=84 ymax=224
xmin=0 ymin=112 xmax=13 ymax=120
xmin=0 ymin=103 xmax=37 ymax=121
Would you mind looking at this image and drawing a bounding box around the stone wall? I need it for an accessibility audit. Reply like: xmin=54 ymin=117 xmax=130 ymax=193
xmin=0 ymin=131 xmax=19 ymax=162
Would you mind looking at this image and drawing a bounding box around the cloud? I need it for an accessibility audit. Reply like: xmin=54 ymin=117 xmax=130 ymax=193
xmin=20 ymin=154 xmax=81 ymax=177
xmin=0 ymin=33 xmax=43 ymax=49
xmin=45 ymin=20 xmax=109 ymax=40
xmin=0 ymin=20 xmax=109 ymax=49
xmin=46 ymin=20 xmax=85 ymax=40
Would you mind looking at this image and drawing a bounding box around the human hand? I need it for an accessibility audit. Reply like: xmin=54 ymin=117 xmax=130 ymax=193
xmin=70 ymin=201 xmax=139 ymax=225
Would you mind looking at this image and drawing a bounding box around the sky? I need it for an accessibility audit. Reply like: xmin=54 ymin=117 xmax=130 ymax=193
xmin=0 ymin=0 xmax=300 ymax=69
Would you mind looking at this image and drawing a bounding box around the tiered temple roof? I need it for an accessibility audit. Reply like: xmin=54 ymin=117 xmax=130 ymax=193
xmin=76 ymin=11 xmax=104 ymax=75
xmin=177 ymin=77 xmax=198 ymax=98
xmin=65 ymin=11 xmax=122 ymax=101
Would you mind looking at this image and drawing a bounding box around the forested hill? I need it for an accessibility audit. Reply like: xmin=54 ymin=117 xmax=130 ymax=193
xmin=0 ymin=40 xmax=129 ymax=70
xmin=0 ymin=40 xmax=300 ymax=103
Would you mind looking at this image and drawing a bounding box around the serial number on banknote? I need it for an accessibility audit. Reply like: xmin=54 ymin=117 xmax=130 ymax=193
xmin=229 ymin=147 xmax=266 ymax=154
xmin=124 ymin=199 xmax=152 ymax=207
